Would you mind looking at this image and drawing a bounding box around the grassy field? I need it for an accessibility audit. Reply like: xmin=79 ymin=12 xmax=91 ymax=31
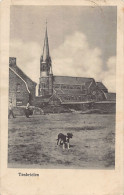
xmin=8 ymin=113 xmax=115 ymax=169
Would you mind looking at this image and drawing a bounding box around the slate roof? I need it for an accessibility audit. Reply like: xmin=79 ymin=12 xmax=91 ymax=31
xmin=96 ymin=82 xmax=108 ymax=91
xmin=104 ymin=93 xmax=116 ymax=101
xmin=53 ymin=76 xmax=94 ymax=88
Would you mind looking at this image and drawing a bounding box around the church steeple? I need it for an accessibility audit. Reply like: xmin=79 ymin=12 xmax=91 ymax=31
xmin=42 ymin=22 xmax=50 ymax=62
xmin=39 ymin=21 xmax=53 ymax=96
xmin=40 ymin=21 xmax=52 ymax=77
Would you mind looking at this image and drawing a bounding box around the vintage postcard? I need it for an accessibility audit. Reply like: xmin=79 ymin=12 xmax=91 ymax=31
xmin=0 ymin=0 xmax=124 ymax=194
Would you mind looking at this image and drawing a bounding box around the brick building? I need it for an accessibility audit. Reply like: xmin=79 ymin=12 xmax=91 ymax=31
xmin=9 ymin=57 xmax=37 ymax=106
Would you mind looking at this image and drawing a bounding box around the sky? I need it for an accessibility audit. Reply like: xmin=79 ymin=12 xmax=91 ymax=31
xmin=10 ymin=6 xmax=117 ymax=92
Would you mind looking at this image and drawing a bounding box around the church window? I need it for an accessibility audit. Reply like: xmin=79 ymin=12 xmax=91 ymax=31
xmin=42 ymin=83 xmax=45 ymax=88
xmin=79 ymin=96 xmax=81 ymax=101
xmin=77 ymin=85 xmax=80 ymax=89
xmin=42 ymin=65 xmax=46 ymax=71
xmin=71 ymin=96 xmax=74 ymax=100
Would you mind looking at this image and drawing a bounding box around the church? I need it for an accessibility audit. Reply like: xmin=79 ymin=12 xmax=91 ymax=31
xmin=9 ymin=24 xmax=116 ymax=112
xmin=38 ymin=25 xmax=115 ymax=108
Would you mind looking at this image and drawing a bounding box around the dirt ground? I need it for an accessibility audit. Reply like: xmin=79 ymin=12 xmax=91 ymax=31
xmin=8 ymin=113 xmax=115 ymax=169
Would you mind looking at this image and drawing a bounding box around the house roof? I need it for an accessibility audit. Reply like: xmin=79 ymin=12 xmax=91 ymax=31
xmin=53 ymin=76 xmax=95 ymax=88
xmin=9 ymin=58 xmax=37 ymax=86
xmin=15 ymin=66 xmax=37 ymax=85
xmin=9 ymin=67 xmax=30 ymax=93
xmin=96 ymin=82 xmax=108 ymax=90
xmin=104 ymin=93 xmax=116 ymax=101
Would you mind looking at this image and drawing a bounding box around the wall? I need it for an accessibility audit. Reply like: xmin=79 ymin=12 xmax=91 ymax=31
xmin=61 ymin=102 xmax=116 ymax=113
xmin=93 ymin=102 xmax=116 ymax=113
xmin=10 ymin=65 xmax=36 ymax=104
xmin=39 ymin=76 xmax=49 ymax=96
xmin=34 ymin=96 xmax=49 ymax=108
xmin=9 ymin=69 xmax=29 ymax=106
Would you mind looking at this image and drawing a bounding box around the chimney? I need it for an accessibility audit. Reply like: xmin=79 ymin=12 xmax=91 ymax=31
xmin=9 ymin=57 xmax=16 ymax=67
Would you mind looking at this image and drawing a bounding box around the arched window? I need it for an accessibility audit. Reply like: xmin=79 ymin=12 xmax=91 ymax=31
xmin=42 ymin=83 xmax=45 ymax=88
xmin=79 ymin=96 xmax=81 ymax=101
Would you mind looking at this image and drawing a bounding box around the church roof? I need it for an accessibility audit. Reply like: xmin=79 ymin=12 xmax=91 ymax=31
xmin=96 ymin=82 xmax=108 ymax=90
xmin=53 ymin=76 xmax=94 ymax=88
xmin=104 ymin=93 xmax=116 ymax=101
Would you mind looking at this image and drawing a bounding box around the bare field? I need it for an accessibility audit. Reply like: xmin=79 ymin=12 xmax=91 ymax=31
xmin=8 ymin=113 xmax=115 ymax=169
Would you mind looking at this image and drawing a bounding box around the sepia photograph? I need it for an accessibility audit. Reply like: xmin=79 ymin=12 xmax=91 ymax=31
xmin=8 ymin=5 xmax=116 ymax=169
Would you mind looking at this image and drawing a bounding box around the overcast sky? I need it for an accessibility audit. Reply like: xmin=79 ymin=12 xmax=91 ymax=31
xmin=10 ymin=6 xmax=117 ymax=92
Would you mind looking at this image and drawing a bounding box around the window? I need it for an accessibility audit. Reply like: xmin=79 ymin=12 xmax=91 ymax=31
xmin=42 ymin=65 xmax=45 ymax=71
xmin=42 ymin=83 xmax=45 ymax=88
xmin=77 ymin=85 xmax=80 ymax=89
xmin=16 ymin=100 xmax=22 ymax=106
xmin=63 ymin=85 xmax=66 ymax=89
xmin=16 ymin=84 xmax=21 ymax=92
xmin=71 ymin=96 xmax=74 ymax=100
xmin=79 ymin=96 xmax=81 ymax=101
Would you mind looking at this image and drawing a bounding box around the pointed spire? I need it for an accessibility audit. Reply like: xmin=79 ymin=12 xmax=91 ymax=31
xmin=42 ymin=20 xmax=50 ymax=62
xmin=40 ymin=20 xmax=53 ymax=77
